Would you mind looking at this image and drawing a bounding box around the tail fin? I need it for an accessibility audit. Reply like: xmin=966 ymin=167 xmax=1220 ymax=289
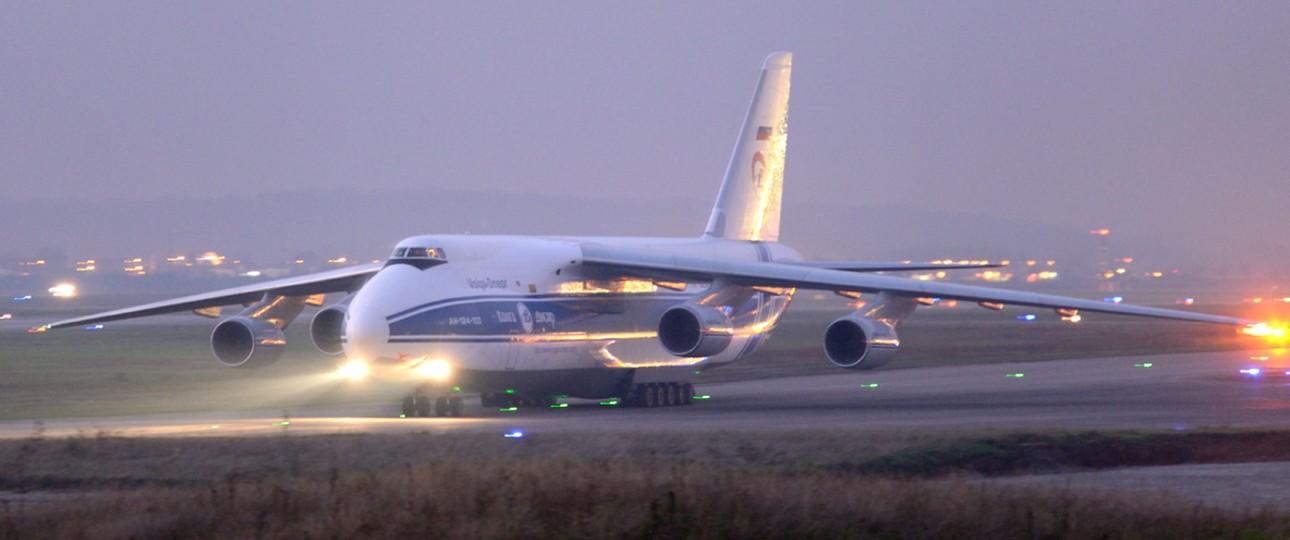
xmin=704 ymin=52 xmax=792 ymax=242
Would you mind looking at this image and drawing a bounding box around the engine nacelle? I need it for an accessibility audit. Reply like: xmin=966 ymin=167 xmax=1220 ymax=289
xmin=658 ymin=304 xmax=733 ymax=357
xmin=310 ymin=305 xmax=347 ymax=356
xmin=210 ymin=317 xmax=286 ymax=368
xmin=823 ymin=315 xmax=900 ymax=370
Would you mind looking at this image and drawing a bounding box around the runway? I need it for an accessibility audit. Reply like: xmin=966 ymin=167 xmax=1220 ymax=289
xmin=3 ymin=348 xmax=1289 ymax=439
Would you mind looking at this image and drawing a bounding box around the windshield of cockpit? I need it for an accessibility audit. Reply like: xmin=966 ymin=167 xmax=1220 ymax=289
xmin=386 ymin=246 xmax=447 ymax=269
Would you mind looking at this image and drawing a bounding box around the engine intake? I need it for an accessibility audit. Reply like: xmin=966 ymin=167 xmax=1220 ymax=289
xmin=823 ymin=315 xmax=900 ymax=370
xmin=658 ymin=304 xmax=733 ymax=357
xmin=211 ymin=317 xmax=287 ymax=368
xmin=310 ymin=305 xmax=347 ymax=356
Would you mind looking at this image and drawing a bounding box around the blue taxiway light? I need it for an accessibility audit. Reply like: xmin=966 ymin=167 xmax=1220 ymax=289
xmin=1017 ymin=314 xmax=1036 ymax=321
xmin=504 ymin=430 xmax=524 ymax=438
xmin=1239 ymin=368 xmax=1261 ymax=377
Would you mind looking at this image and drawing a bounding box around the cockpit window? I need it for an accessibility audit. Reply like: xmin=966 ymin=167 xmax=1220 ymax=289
xmin=386 ymin=246 xmax=447 ymax=270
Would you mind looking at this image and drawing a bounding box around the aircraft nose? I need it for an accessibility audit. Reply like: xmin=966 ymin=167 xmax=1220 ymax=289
xmin=343 ymin=304 xmax=389 ymax=361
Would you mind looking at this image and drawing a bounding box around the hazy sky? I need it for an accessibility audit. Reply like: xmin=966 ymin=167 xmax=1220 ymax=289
xmin=3 ymin=3 xmax=1288 ymax=270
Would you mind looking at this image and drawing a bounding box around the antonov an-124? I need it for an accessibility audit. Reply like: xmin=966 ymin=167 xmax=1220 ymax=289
xmin=45 ymin=52 xmax=1264 ymax=417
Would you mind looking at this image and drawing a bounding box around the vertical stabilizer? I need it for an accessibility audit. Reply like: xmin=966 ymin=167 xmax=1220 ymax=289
xmin=704 ymin=52 xmax=792 ymax=242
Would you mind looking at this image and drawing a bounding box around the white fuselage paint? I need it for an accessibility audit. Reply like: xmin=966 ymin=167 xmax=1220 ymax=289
xmin=342 ymin=235 xmax=799 ymax=393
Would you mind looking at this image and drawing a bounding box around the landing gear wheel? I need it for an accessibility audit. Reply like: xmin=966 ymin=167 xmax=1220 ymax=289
xmin=434 ymin=396 xmax=449 ymax=417
xmin=414 ymin=395 xmax=431 ymax=417
xmin=448 ymin=396 xmax=464 ymax=417
xmin=681 ymin=383 xmax=694 ymax=405
xmin=645 ymin=384 xmax=660 ymax=408
xmin=401 ymin=396 xmax=416 ymax=417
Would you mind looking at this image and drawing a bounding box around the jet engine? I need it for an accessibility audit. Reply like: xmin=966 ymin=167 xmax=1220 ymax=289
xmin=210 ymin=316 xmax=287 ymax=368
xmin=310 ymin=305 xmax=347 ymax=356
xmin=658 ymin=304 xmax=733 ymax=357
xmin=823 ymin=315 xmax=900 ymax=370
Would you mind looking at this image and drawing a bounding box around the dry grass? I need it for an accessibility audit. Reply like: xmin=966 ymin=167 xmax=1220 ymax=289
xmin=4 ymin=429 xmax=1290 ymax=538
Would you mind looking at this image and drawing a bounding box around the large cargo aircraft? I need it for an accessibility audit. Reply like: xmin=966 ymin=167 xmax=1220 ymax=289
xmin=45 ymin=52 xmax=1262 ymax=417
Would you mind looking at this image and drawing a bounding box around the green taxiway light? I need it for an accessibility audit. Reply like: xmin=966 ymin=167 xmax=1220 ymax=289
xmin=452 ymin=386 xmax=462 ymax=392
xmin=273 ymin=421 xmax=291 ymax=427
xmin=1005 ymin=373 xmax=1025 ymax=378
xmin=550 ymin=403 xmax=569 ymax=409
xmin=1134 ymin=362 xmax=1154 ymax=368
xmin=505 ymin=389 xmax=516 ymax=394
xmin=694 ymin=370 xmax=702 ymax=375
xmin=599 ymin=400 xmax=619 ymax=406
xmin=860 ymin=383 xmax=879 ymax=389
xmin=399 ymin=414 xmax=406 ymax=418
xmin=693 ymin=394 xmax=711 ymax=400
xmin=499 ymin=407 xmax=518 ymax=413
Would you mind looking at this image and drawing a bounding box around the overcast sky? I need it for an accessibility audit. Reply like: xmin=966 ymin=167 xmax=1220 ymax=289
xmin=2 ymin=3 xmax=1287 ymax=271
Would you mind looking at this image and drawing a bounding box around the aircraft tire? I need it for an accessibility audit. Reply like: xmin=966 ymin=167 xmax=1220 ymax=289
xmin=401 ymin=396 xmax=416 ymax=417
xmin=414 ymin=395 xmax=431 ymax=417
xmin=448 ymin=396 xmax=464 ymax=417
xmin=645 ymin=384 xmax=659 ymax=408
xmin=681 ymin=383 xmax=694 ymax=405
xmin=434 ymin=396 xmax=449 ymax=417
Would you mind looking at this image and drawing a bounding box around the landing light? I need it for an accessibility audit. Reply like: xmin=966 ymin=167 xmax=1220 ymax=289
xmin=337 ymin=359 xmax=369 ymax=381
xmin=415 ymin=359 xmax=452 ymax=380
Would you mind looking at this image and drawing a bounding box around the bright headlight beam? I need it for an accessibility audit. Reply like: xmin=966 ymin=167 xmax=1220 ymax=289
xmin=337 ymin=359 xmax=369 ymax=380
xmin=415 ymin=359 xmax=452 ymax=380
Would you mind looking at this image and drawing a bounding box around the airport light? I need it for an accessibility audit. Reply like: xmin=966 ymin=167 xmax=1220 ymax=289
xmin=48 ymin=283 xmax=76 ymax=298
xmin=1243 ymin=323 xmax=1287 ymax=340
xmin=504 ymin=430 xmax=524 ymax=438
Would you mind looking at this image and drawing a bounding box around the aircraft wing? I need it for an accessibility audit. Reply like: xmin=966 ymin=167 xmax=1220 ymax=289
xmin=45 ymin=262 xmax=382 ymax=330
xmin=579 ymin=244 xmax=1256 ymax=326
xmin=789 ymin=261 xmax=1004 ymax=272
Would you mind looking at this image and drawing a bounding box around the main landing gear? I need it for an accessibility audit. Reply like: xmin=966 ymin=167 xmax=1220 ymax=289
xmin=623 ymin=382 xmax=694 ymax=408
xmin=401 ymin=390 xmax=464 ymax=418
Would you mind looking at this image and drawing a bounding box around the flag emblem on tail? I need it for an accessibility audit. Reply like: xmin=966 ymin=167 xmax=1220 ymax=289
xmin=756 ymin=126 xmax=772 ymax=140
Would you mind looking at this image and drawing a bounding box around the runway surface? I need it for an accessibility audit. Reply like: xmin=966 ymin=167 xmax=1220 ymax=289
xmin=4 ymin=348 xmax=1289 ymax=439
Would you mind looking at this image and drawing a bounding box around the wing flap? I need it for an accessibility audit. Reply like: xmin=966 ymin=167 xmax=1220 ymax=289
xmin=46 ymin=263 xmax=381 ymax=329
xmin=578 ymin=244 xmax=1255 ymax=326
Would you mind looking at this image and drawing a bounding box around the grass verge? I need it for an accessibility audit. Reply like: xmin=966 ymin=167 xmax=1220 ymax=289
xmin=3 ymin=429 xmax=1290 ymax=538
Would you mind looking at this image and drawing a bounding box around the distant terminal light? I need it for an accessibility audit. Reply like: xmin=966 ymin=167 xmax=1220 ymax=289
xmin=1103 ymin=296 xmax=1124 ymax=304
xmin=1176 ymin=297 xmax=1195 ymax=305
xmin=504 ymin=430 xmax=525 ymax=438
xmin=0 ymin=313 xmax=11 ymax=320
xmin=1239 ymin=367 xmax=1261 ymax=377
xmin=1017 ymin=314 xmax=1037 ymax=322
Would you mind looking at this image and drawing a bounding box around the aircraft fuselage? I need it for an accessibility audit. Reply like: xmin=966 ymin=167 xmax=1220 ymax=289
xmin=343 ymin=235 xmax=801 ymax=398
